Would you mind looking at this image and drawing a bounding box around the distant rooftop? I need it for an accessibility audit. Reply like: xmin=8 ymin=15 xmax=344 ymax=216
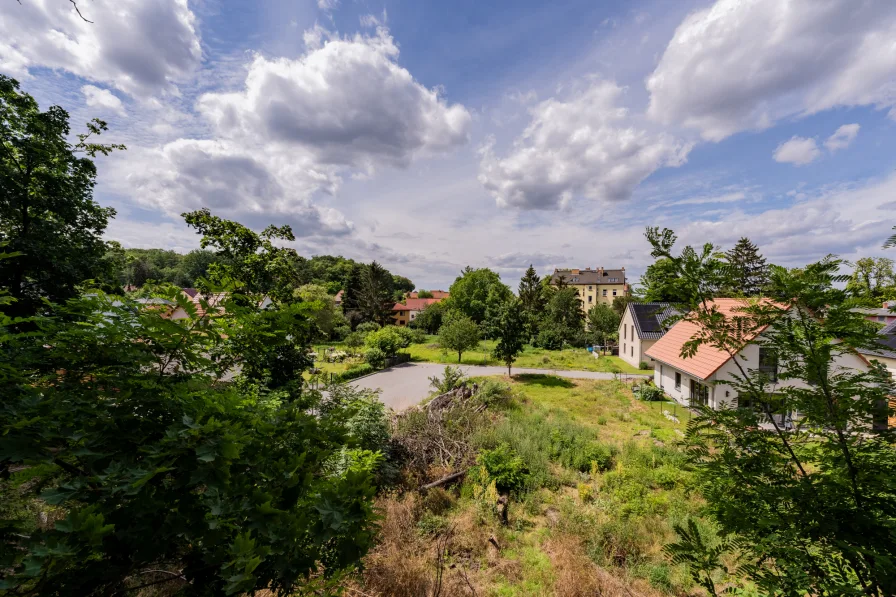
xmin=551 ymin=267 xmax=626 ymax=285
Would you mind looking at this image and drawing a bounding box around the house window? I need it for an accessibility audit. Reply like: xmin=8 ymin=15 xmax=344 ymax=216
xmin=602 ymin=289 xmax=607 ymax=297
xmin=588 ymin=295 xmax=592 ymax=303
xmin=660 ymin=365 xmax=664 ymax=388
xmin=675 ymin=372 xmax=681 ymax=391
xmin=879 ymin=316 xmax=887 ymax=322
xmin=588 ymin=286 xmax=592 ymax=291
xmin=612 ymin=290 xmax=617 ymax=296
xmin=631 ymin=345 xmax=634 ymax=357
xmin=758 ymin=347 xmax=778 ymax=382
xmin=623 ymin=325 xmax=627 ymax=340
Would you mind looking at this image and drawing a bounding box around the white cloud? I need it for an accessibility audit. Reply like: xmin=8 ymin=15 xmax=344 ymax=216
xmin=773 ymin=136 xmax=821 ymax=166
xmin=825 ymin=123 xmax=861 ymax=151
xmin=197 ymin=28 xmax=471 ymax=172
xmin=318 ymin=0 xmax=339 ymax=11
xmin=479 ymin=79 xmax=692 ymax=209
xmin=81 ymin=85 xmax=125 ymax=115
xmin=647 ymin=0 xmax=896 ymax=141
xmin=676 ymin=174 xmax=896 ymax=264
xmin=665 ymin=191 xmax=746 ymax=207
xmin=0 ymin=0 xmax=201 ymax=98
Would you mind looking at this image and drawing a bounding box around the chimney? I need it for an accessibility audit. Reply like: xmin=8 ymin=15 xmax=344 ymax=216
xmin=598 ymin=267 xmax=604 ymax=275
xmin=571 ymin=269 xmax=580 ymax=275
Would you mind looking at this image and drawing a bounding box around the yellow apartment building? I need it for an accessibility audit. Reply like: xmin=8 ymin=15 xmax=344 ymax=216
xmin=550 ymin=267 xmax=628 ymax=314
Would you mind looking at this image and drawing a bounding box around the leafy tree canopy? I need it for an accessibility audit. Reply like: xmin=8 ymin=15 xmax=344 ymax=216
xmin=492 ymin=297 xmax=526 ymax=375
xmin=0 ymin=75 xmax=123 ymax=316
xmin=438 ymin=313 xmax=480 ymax=363
xmin=447 ymin=267 xmax=512 ymax=325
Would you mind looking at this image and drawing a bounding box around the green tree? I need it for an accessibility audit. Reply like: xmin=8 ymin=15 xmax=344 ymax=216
xmin=391 ymin=275 xmax=415 ymax=301
xmin=724 ymin=237 xmax=770 ymax=296
xmin=295 ymin=283 xmax=340 ymax=340
xmin=183 ymin=208 xmax=301 ymax=303
xmin=409 ymin=300 xmax=445 ymax=334
xmin=0 ymin=75 xmax=123 ymax=316
xmin=611 ymin=294 xmax=631 ymax=317
xmin=587 ymin=303 xmax=619 ymax=355
xmin=647 ymin=227 xmax=896 ymax=596
xmin=447 ymin=267 xmax=512 ymax=324
xmin=492 ymin=297 xmax=526 ymax=375
xmin=518 ymin=264 xmax=547 ymax=339
xmin=181 ymin=249 xmax=226 ymax=286
xmin=847 ymin=257 xmax=895 ymax=305
xmin=438 ymin=314 xmax=480 ymax=363
xmin=542 ymin=287 xmax=585 ymax=346
xmin=360 ymin=262 xmax=396 ymax=326
xmin=416 ymin=289 xmax=434 ymax=299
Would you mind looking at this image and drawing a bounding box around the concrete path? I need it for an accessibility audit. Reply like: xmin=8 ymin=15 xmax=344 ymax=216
xmin=350 ymin=362 xmax=649 ymax=411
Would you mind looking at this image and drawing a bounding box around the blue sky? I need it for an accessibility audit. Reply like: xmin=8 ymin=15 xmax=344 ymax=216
xmin=3 ymin=0 xmax=896 ymax=290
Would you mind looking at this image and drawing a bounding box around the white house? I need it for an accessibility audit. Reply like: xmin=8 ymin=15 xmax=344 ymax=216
xmin=619 ymin=302 xmax=676 ymax=368
xmin=645 ymin=299 xmax=871 ymax=414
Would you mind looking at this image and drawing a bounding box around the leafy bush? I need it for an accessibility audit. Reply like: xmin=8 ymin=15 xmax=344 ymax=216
xmin=639 ymin=361 xmax=652 ymax=370
xmin=639 ymin=385 xmax=665 ymax=402
xmin=345 ymin=331 xmax=365 ymax=350
xmin=332 ymin=324 xmax=351 ymax=341
xmin=476 ymin=443 xmax=529 ymax=494
xmin=365 ymin=326 xmax=405 ymax=357
xmin=356 ymin=321 xmax=381 ymax=334
xmin=475 ymin=379 xmax=511 ymax=407
xmin=535 ymin=326 xmax=564 ymax=350
xmin=407 ymin=328 xmax=427 ymax=344
xmin=364 ymin=347 xmax=386 ymax=368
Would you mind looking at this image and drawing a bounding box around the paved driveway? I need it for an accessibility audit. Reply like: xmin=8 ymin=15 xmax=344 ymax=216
xmin=350 ymin=362 xmax=648 ymax=411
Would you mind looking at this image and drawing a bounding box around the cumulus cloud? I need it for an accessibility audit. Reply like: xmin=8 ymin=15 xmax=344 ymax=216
xmin=81 ymin=85 xmax=125 ymax=115
xmin=103 ymin=140 xmax=353 ymax=237
xmin=647 ymin=0 xmax=896 ymax=141
xmin=825 ymin=123 xmax=861 ymax=151
xmin=479 ymin=79 xmax=691 ymax=209
xmin=0 ymin=0 xmax=201 ymax=97
xmin=197 ymin=28 xmax=471 ymax=171
xmin=773 ymin=136 xmax=821 ymax=166
xmin=99 ymin=26 xmax=472 ymax=242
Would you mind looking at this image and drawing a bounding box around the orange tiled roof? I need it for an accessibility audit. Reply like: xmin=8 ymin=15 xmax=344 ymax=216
xmin=645 ymin=298 xmax=781 ymax=380
xmin=392 ymin=298 xmax=441 ymax=311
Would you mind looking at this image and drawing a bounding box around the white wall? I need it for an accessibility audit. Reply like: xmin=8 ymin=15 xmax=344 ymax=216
xmin=620 ymin=309 xmax=657 ymax=368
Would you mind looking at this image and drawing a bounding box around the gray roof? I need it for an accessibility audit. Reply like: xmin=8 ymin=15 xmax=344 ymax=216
xmin=858 ymin=320 xmax=896 ymax=360
xmin=627 ymin=302 xmax=678 ymax=340
xmin=551 ymin=268 xmax=626 ymax=285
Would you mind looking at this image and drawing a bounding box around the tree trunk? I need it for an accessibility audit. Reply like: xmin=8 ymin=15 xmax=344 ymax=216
xmin=507 ymin=363 xmax=511 ymax=376
xmin=458 ymin=351 xmax=462 ymax=363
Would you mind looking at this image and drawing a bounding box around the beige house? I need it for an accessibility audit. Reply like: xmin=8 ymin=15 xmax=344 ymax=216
xmin=619 ymin=302 xmax=675 ymax=368
xmin=550 ymin=267 xmax=628 ymax=314
xmin=858 ymin=320 xmax=896 ymax=428
xmin=391 ymin=297 xmax=443 ymax=327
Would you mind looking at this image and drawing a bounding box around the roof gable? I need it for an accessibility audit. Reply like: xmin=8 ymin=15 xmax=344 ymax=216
xmin=859 ymin=319 xmax=896 ymax=360
xmin=645 ymin=298 xmax=777 ymax=380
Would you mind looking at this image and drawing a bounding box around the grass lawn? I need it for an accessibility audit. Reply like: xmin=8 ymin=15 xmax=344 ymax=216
xmin=359 ymin=375 xmax=709 ymax=596
xmin=406 ymin=335 xmax=645 ymax=374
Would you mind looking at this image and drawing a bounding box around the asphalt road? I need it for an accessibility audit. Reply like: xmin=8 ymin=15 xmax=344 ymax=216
xmin=350 ymin=362 xmax=649 ymax=411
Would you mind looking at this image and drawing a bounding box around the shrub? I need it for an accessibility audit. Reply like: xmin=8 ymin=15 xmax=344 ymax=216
xmin=408 ymin=328 xmax=427 ymax=344
xmin=476 ymin=443 xmax=528 ymax=494
xmin=365 ymin=326 xmax=405 ymax=356
xmin=639 ymin=361 xmax=652 ymax=370
xmin=639 ymin=385 xmax=665 ymax=402
xmin=536 ymin=327 xmax=564 ymax=350
xmin=331 ymin=324 xmax=351 ymax=341
xmin=420 ymin=487 xmax=455 ymax=516
xmin=356 ymin=321 xmax=381 ymax=334
xmin=345 ymin=332 xmax=365 ymax=350
xmin=364 ymin=347 xmax=386 ymax=369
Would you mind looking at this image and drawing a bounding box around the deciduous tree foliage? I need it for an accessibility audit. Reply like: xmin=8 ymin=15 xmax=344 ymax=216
xmin=0 ymin=75 xmax=123 ymax=316
xmin=649 ymin=227 xmax=896 ymax=597
xmin=447 ymin=267 xmax=512 ymax=325
xmin=492 ymin=297 xmax=526 ymax=375
xmin=438 ymin=313 xmax=480 ymax=363
xmin=0 ymin=209 xmax=385 ymax=595
xmin=587 ymin=303 xmax=619 ymax=355
xmin=847 ymin=256 xmax=896 ymax=306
